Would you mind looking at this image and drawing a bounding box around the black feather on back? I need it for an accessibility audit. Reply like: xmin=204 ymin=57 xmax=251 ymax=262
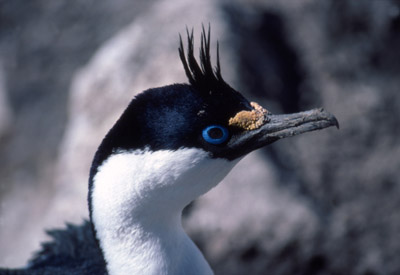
xmin=0 ymin=221 xmax=107 ymax=275
xmin=28 ymin=221 xmax=105 ymax=270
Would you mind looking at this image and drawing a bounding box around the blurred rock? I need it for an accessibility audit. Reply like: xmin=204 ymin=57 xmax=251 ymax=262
xmin=0 ymin=60 xmax=12 ymax=138
xmin=228 ymin=0 xmax=400 ymax=274
xmin=1 ymin=0 xmax=400 ymax=274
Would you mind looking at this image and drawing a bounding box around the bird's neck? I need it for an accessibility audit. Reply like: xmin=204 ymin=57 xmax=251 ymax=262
xmin=90 ymin=148 xmax=238 ymax=275
xmin=93 ymin=207 xmax=211 ymax=275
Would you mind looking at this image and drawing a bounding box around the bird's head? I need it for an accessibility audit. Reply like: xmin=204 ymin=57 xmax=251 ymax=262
xmin=89 ymin=27 xmax=338 ymax=221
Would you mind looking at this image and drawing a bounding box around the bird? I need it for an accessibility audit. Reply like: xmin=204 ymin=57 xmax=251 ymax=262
xmin=0 ymin=27 xmax=338 ymax=275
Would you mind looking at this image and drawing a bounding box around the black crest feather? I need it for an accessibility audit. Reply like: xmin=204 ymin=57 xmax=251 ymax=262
xmin=179 ymin=25 xmax=232 ymax=93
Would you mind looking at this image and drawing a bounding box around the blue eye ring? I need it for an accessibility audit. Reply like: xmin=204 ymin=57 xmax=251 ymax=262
xmin=202 ymin=125 xmax=229 ymax=145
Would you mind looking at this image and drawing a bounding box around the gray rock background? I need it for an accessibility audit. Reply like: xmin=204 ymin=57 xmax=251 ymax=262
xmin=1 ymin=0 xmax=400 ymax=274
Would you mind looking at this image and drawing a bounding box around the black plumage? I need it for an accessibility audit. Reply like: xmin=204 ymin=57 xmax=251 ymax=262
xmin=0 ymin=222 xmax=105 ymax=275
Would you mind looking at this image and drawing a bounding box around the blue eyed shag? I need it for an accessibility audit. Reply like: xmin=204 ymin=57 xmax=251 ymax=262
xmin=0 ymin=27 xmax=338 ymax=275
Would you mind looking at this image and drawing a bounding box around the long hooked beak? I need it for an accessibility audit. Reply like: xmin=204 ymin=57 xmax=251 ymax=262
xmin=225 ymin=107 xmax=339 ymax=160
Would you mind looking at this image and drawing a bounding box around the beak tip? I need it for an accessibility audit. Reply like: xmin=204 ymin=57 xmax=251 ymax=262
xmin=335 ymin=119 xmax=340 ymax=129
xmin=318 ymin=108 xmax=339 ymax=130
xmin=327 ymin=112 xmax=340 ymax=130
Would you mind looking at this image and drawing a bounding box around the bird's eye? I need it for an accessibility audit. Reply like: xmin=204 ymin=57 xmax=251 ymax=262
xmin=202 ymin=125 xmax=229 ymax=145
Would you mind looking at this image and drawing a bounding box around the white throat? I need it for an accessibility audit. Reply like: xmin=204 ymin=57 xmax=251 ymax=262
xmin=91 ymin=148 xmax=238 ymax=275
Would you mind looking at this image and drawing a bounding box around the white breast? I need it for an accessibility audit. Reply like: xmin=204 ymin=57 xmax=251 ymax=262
xmin=91 ymin=147 xmax=239 ymax=275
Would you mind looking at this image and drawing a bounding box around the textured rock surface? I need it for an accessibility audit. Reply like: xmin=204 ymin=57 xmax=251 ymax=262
xmin=1 ymin=0 xmax=400 ymax=274
xmin=0 ymin=60 xmax=12 ymax=138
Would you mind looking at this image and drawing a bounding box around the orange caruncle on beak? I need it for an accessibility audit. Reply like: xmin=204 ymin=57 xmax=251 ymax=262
xmin=228 ymin=102 xmax=270 ymax=131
